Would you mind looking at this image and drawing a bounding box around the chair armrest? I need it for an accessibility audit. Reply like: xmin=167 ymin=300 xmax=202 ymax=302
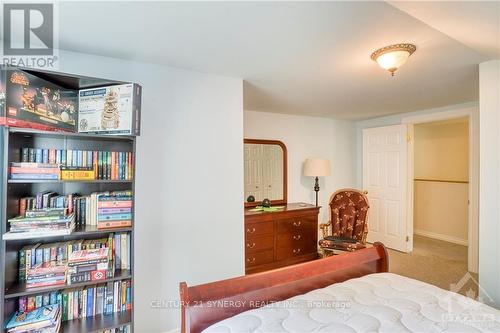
xmin=319 ymin=221 xmax=332 ymax=239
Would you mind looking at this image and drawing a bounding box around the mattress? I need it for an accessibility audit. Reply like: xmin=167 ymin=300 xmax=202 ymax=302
xmin=203 ymin=273 xmax=500 ymax=332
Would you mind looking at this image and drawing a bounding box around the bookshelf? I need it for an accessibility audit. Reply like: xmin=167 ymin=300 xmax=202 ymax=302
xmin=0 ymin=69 xmax=137 ymax=332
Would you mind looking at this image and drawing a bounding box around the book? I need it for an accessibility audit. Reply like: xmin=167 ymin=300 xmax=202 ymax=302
xmin=98 ymin=213 xmax=132 ymax=221
xmin=11 ymin=162 xmax=59 ymax=168
xmin=5 ymin=304 xmax=60 ymax=330
xmin=10 ymin=173 xmax=59 ymax=180
xmin=68 ymin=270 xmax=107 ymax=285
xmin=60 ymin=169 xmax=95 ymax=180
xmin=25 ymin=208 xmax=67 ymax=218
xmin=86 ymin=287 xmax=94 ymax=317
xmin=68 ymin=248 xmax=109 ymax=264
xmin=97 ymin=220 xmax=132 ymax=229
xmin=105 ymin=281 xmax=114 ymax=314
xmin=3 ymin=225 xmax=74 ymax=240
xmin=9 ymin=214 xmax=73 ymax=223
xmin=97 ymin=207 xmax=132 ymax=215
xmin=10 ymin=167 xmax=60 ymax=174
xmin=121 ymin=233 xmax=127 ymax=270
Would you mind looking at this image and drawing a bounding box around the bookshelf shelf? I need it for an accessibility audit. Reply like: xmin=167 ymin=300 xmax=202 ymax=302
xmin=60 ymin=310 xmax=132 ymax=333
xmin=5 ymin=270 xmax=132 ymax=299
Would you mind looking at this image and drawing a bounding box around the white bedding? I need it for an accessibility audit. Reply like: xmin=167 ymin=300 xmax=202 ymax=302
xmin=203 ymin=273 xmax=500 ymax=333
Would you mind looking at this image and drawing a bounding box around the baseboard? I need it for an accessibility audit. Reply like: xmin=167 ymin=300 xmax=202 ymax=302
xmin=414 ymin=229 xmax=468 ymax=246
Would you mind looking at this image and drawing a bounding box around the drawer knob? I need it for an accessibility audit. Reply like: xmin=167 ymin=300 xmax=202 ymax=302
xmin=247 ymin=227 xmax=256 ymax=234
xmin=293 ymin=248 xmax=301 ymax=254
xmin=293 ymin=235 xmax=301 ymax=240
xmin=293 ymin=221 xmax=302 ymax=227
xmin=247 ymin=242 xmax=256 ymax=249
xmin=246 ymin=257 xmax=256 ymax=263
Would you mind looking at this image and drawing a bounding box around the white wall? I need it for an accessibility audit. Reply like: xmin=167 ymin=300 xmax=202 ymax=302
xmin=479 ymin=60 xmax=500 ymax=307
xmin=414 ymin=181 xmax=468 ymax=244
xmin=244 ymin=111 xmax=356 ymax=222
xmin=58 ymin=50 xmax=244 ymax=331
xmin=414 ymin=121 xmax=469 ymax=182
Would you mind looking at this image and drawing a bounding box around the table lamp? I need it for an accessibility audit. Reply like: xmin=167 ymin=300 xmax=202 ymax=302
xmin=304 ymin=158 xmax=331 ymax=206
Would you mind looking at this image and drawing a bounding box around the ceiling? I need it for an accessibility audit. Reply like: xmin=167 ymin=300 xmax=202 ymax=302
xmin=390 ymin=1 xmax=500 ymax=59
xmin=57 ymin=1 xmax=493 ymax=120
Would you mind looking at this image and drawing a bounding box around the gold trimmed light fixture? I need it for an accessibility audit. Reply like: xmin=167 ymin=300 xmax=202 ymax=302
xmin=371 ymin=43 xmax=416 ymax=76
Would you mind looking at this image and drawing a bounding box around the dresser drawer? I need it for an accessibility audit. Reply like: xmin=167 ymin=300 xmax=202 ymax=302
xmin=276 ymin=241 xmax=317 ymax=261
xmin=277 ymin=230 xmax=316 ymax=246
xmin=245 ymin=249 xmax=274 ymax=267
xmin=245 ymin=221 xmax=274 ymax=237
xmin=277 ymin=216 xmax=317 ymax=234
xmin=245 ymin=234 xmax=274 ymax=253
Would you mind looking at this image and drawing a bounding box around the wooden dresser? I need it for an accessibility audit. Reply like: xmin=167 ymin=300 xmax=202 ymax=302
xmin=244 ymin=203 xmax=320 ymax=274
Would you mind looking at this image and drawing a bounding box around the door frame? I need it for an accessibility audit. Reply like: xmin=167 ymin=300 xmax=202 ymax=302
xmin=402 ymin=106 xmax=479 ymax=273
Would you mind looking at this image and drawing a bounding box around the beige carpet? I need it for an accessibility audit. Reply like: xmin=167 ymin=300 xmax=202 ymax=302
xmin=386 ymin=235 xmax=479 ymax=297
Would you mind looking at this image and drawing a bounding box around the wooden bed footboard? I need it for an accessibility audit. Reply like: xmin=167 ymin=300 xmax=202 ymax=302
xmin=180 ymin=242 xmax=388 ymax=333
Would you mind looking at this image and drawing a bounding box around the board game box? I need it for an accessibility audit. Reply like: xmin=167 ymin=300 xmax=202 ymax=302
xmin=0 ymin=69 xmax=78 ymax=132
xmin=78 ymin=83 xmax=141 ymax=135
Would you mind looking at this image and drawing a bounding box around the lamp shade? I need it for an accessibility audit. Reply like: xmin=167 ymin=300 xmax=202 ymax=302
xmin=304 ymin=158 xmax=331 ymax=177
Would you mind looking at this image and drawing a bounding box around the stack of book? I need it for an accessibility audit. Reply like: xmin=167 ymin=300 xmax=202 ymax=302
xmin=26 ymin=263 xmax=66 ymax=289
xmin=19 ymin=192 xmax=75 ymax=216
xmin=17 ymin=291 xmax=61 ymax=312
xmin=10 ymin=162 xmax=60 ymax=180
xmin=18 ymin=234 xmax=130 ymax=283
xmin=4 ymin=212 xmax=75 ymax=240
xmin=19 ymin=147 xmax=134 ymax=180
xmin=61 ymin=280 xmax=132 ymax=321
xmin=17 ymin=190 xmax=133 ymax=229
xmin=113 ymin=233 xmax=131 ymax=271
xmin=5 ymin=304 xmax=61 ymax=333
xmin=67 ymin=247 xmax=111 ymax=285
xmin=15 ymin=280 xmax=132 ymax=323
xmin=97 ymin=192 xmax=133 ymax=229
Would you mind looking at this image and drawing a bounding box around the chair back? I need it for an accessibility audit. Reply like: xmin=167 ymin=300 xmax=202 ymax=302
xmin=329 ymin=189 xmax=369 ymax=242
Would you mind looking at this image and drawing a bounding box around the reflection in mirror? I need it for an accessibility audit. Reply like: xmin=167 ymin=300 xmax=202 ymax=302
xmin=244 ymin=142 xmax=284 ymax=203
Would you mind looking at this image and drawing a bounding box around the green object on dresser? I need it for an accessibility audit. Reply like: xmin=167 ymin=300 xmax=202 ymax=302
xmin=248 ymin=206 xmax=285 ymax=212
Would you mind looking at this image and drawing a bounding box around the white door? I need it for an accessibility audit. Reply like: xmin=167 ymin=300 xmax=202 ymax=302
xmin=363 ymin=125 xmax=408 ymax=252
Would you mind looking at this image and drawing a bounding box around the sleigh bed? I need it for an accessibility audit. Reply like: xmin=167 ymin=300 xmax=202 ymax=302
xmin=179 ymin=243 xmax=500 ymax=333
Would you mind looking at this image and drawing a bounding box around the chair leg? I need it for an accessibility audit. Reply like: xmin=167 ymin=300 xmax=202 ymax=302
xmin=320 ymin=248 xmax=335 ymax=258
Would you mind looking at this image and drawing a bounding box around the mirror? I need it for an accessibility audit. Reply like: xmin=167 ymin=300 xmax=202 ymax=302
xmin=244 ymin=139 xmax=287 ymax=207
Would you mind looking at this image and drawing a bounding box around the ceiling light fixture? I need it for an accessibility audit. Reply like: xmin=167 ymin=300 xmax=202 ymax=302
xmin=371 ymin=43 xmax=416 ymax=76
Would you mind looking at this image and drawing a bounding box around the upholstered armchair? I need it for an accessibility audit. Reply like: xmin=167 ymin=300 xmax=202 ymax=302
xmin=319 ymin=189 xmax=370 ymax=256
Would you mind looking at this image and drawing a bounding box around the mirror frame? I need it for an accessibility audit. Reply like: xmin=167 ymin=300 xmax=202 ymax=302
xmin=244 ymin=139 xmax=288 ymax=207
